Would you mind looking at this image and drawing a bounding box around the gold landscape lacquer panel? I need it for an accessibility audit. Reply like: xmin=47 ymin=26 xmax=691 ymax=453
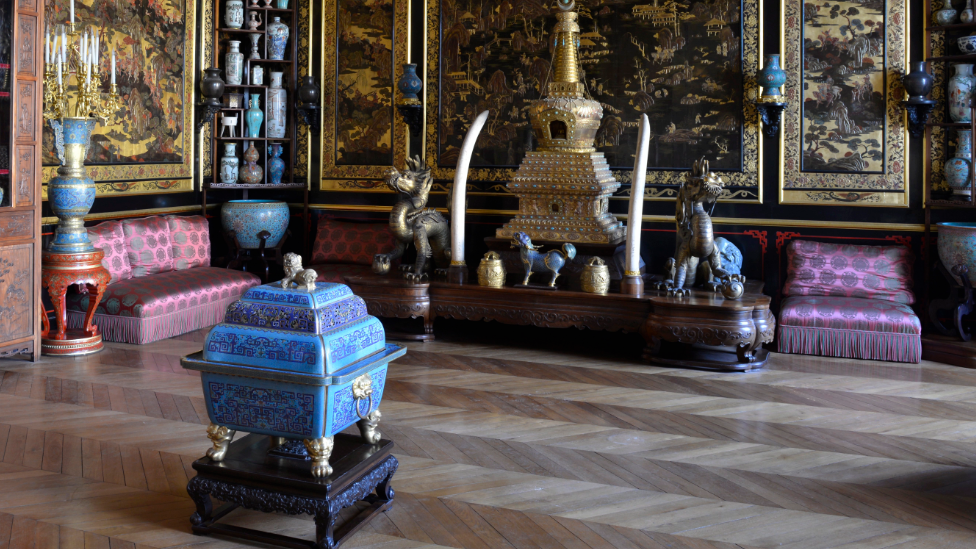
xmin=41 ymin=0 xmax=194 ymax=197
xmin=319 ymin=0 xmax=408 ymax=190
xmin=781 ymin=0 xmax=907 ymax=206
xmin=426 ymin=0 xmax=762 ymax=202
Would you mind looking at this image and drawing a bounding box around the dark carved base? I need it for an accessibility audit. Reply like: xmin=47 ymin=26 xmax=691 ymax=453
xmin=226 ymin=229 xmax=291 ymax=283
xmin=196 ymin=101 xmax=224 ymax=131
xmin=619 ymin=275 xmax=644 ymax=297
xmin=445 ymin=264 xmax=467 ymax=285
xmin=188 ymin=433 xmax=397 ymax=549
xmin=397 ymin=104 xmax=423 ymax=136
xmin=643 ymin=341 xmax=769 ymax=372
xmin=297 ymin=105 xmax=321 ymax=131
xmin=755 ymin=102 xmax=787 ymax=139
xmin=929 ymin=259 xmax=974 ymax=341
xmin=902 ymin=100 xmax=937 ymax=139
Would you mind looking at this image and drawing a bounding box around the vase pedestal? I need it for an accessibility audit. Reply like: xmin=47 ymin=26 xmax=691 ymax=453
xmin=40 ymin=250 xmax=111 ymax=356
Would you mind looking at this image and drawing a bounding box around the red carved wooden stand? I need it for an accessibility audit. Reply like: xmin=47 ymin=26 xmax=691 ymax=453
xmin=40 ymin=250 xmax=112 ymax=356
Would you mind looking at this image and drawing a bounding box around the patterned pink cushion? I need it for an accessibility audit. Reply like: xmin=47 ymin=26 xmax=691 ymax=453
xmin=311 ymin=217 xmax=398 ymax=266
xmin=782 ymin=240 xmax=915 ymax=304
xmin=778 ymin=295 xmax=921 ymax=363
xmin=122 ymin=216 xmax=174 ymax=277
xmin=310 ymin=263 xmax=377 ymax=284
xmin=166 ymin=215 xmax=211 ymax=270
xmin=779 ymin=295 xmax=921 ymax=334
xmin=65 ymin=266 xmax=259 ymax=318
xmin=87 ymin=221 xmax=131 ymax=284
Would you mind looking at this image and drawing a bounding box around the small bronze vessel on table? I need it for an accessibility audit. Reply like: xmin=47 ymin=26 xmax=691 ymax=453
xmin=580 ymin=257 xmax=610 ymax=295
xmin=477 ymin=251 xmax=506 ymax=288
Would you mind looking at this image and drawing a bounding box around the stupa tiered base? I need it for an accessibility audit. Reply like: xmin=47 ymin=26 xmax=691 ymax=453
xmin=496 ymin=151 xmax=625 ymax=244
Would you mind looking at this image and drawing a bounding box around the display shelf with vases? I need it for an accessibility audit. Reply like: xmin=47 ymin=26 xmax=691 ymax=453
xmin=204 ymin=0 xmax=307 ymax=256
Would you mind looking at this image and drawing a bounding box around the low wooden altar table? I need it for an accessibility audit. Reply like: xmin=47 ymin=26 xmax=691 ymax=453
xmin=187 ymin=433 xmax=397 ymax=549
xmin=345 ymin=275 xmax=775 ymax=372
xmin=40 ymin=249 xmax=111 ymax=356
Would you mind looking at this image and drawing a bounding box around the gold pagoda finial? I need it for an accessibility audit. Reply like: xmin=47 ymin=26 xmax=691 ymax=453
xmin=547 ymin=0 xmax=585 ymax=98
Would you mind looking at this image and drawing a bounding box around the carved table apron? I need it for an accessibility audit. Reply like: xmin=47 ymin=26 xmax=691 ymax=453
xmin=188 ymin=433 xmax=397 ymax=549
xmin=41 ymin=249 xmax=112 ymax=356
xmin=346 ymin=274 xmax=776 ymax=372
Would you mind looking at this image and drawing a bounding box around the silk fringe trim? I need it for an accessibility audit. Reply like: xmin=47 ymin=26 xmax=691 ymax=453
xmin=66 ymin=297 xmax=240 ymax=345
xmin=777 ymin=325 xmax=921 ymax=364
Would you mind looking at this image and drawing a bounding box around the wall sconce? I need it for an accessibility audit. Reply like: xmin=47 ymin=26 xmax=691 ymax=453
xmin=396 ymin=63 xmax=423 ymax=136
xmin=296 ymin=76 xmax=320 ymax=131
xmin=197 ymin=67 xmax=225 ymax=131
xmin=755 ymin=54 xmax=786 ymax=139
xmin=901 ymin=61 xmax=936 ymax=139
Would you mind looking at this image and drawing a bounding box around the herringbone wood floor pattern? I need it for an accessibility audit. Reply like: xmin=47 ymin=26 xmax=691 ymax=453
xmin=2 ymin=324 xmax=976 ymax=549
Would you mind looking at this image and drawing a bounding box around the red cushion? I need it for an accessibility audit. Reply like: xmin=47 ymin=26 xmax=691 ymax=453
xmin=166 ymin=215 xmax=211 ymax=270
xmin=782 ymin=240 xmax=915 ymax=304
xmin=65 ymin=266 xmax=260 ymax=318
xmin=122 ymin=216 xmax=175 ymax=277
xmin=311 ymin=218 xmax=397 ymax=266
xmin=87 ymin=220 xmax=132 ymax=284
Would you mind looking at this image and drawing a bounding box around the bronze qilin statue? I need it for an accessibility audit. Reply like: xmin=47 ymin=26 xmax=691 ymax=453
xmin=511 ymin=232 xmax=576 ymax=287
xmin=373 ymin=156 xmax=451 ymax=282
xmin=658 ymin=157 xmax=744 ymax=299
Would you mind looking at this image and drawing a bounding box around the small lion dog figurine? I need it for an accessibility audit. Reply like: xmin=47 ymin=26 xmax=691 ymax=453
xmin=281 ymin=253 xmax=318 ymax=291
xmin=511 ymin=232 xmax=577 ymax=287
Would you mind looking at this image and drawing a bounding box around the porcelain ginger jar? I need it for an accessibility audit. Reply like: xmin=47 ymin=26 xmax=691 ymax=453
xmin=181 ymin=279 xmax=406 ymax=477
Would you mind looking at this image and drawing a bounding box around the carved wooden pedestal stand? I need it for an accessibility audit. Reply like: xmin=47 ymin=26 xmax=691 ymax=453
xmin=40 ymin=250 xmax=111 ymax=356
xmin=188 ymin=433 xmax=397 ymax=549
xmin=922 ymin=261 xmax=976 ymax=368
xmin=225 ymin=230 xmax=292 ymax=283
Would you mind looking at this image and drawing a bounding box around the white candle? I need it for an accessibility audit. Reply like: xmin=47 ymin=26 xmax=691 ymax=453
xmin=80 ymin=32 xmax=86 ymax=66
xmin=57 ymin=54 xmax=62 ymax=86
xmin=61 ymin=27 xmax=66 ymax=66
xmin=111 ymin=49 xmax=115 ymax=84
xmin=93 ymin=29 xmax=98 ymax=64
xmin=70 ymin=0 xmax=74 ymax=24
xmin=624 ymin=114 xmax=650 ymax=284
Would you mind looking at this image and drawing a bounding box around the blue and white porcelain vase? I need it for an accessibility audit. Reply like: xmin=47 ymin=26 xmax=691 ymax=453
xmin=220 ymin=143 xmax=239 ymax=184
xmin=246 ymin=95 xmax=264 ymax=137
xmin=225 ymin=41 xmax=244 ymax=85
xmin=946 ymin=130 xmax=974 ymax=197
xmin=224 ymin=0 xmax=244 ymax=28
xmin=268 ymin=143 xmax=285 ymax=184
xmin=397 ymin=64 xmax=422 ymax=104
xmin=267 ymin=72 xmax=287 ymax=138
xmin=267 ymin=17 xmax=289 ymax=60
xmin=757 ymin=54 xmax=786 ymax=102
xmin=949 ymin=64 xmax=976 ymax=123
xmin=48 ymin=118 xmax=98 ymax=253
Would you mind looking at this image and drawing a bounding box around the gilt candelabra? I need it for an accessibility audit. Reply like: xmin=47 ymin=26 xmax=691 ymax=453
xmin=42 ymin=16 xmax=123 ymax=254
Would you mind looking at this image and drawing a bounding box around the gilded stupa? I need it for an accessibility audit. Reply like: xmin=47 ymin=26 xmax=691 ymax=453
xmin=495 ymin=0 xmax=626 ymax=244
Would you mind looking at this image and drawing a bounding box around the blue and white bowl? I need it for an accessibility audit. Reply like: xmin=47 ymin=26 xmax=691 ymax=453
xmin=959 ymin=35 xmax=976 ymax=55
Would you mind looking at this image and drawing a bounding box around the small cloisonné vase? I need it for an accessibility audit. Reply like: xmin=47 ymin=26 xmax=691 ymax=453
xmin=246 ymin=95 xmax=264 ymax=137
xmin=397 ymin=64 xmax=422 ymax=104
xmin=268 ymin=144 xmax=285 ymax=185
xmin=48 ymin=118 xmax=98 ymax=253
xmin=757 ymin=54 xmax=786 ymax=102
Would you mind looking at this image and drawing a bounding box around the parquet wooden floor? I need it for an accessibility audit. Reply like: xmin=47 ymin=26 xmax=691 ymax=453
xmin=2 ymin=322 xmax=976 ymax=549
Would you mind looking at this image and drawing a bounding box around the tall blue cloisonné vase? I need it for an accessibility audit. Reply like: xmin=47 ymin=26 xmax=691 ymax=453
xmin=181 ymin=279 xmax=406 ymax=477
xmin=246 ymin=95 xmax=264 ymax=137
xmin=397 ymin=64 xmax=423 ymax=104
xmin=48 ymin=118 xmax=98 ymax=253
xmin=268 ymin=143 xmax=285 ymax=184
xmin=757 ymin=54 xmax=786 ymax=102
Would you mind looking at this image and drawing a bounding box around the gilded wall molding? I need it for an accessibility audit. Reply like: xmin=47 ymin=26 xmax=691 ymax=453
xmin=41 ymin=203 xmax=217 ymax=226
xmin=318 ymin=0 xmax=409 ymax=188
xmin=423 ymin=0 xmax=762 ymax=203
xmin=779 ymin=0 xmax=909 ymax=207
xmin=41 ymin=0 xmax=196 ymax=198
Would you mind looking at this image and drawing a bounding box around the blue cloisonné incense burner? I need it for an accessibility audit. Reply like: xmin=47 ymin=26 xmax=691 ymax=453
xmin=181 ymin=277 xmax=405 ymax=478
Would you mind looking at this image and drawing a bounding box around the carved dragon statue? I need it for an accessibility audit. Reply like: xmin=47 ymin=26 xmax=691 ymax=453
xmin=658 ymin=157 xmax=744 ymax=298
xmin=373 ymin=156 xmax=452 ymax=282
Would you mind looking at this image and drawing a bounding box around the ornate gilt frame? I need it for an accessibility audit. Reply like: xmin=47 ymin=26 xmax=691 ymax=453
xmin=42 ymin=0 xmax=196 ymax=199
xmin=779 ymin=0 xmax=909 ymax=207
xmin=423 ymin=0 xmax=763 ymax=204
xmin=318 ymin=0 xmax=409 ymax=191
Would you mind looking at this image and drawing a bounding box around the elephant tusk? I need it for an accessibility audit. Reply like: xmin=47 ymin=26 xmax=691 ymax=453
xmin=450 ymin=110 xmax=490 ymax=269
xmin=624 ymin=114 xmax=650 ymax=284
